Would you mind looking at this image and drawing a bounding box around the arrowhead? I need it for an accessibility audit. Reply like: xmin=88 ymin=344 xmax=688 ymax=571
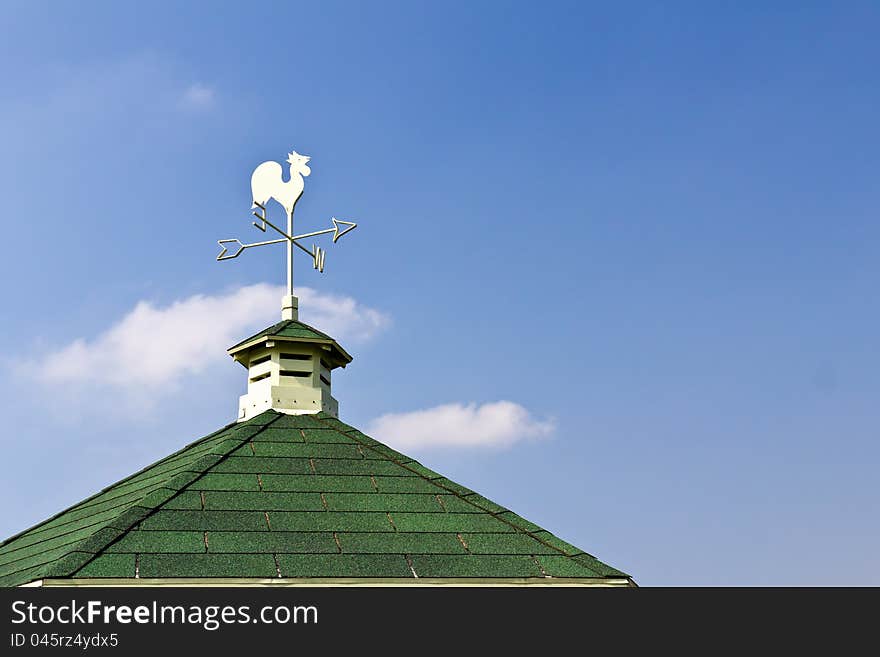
xmin=331 ymin=217 xmax=357 ymax=243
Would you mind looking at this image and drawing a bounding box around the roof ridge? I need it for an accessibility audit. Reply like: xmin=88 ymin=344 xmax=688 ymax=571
xmin=281 ymin=318 xmax=332 ymax=336
xmin=59 ymin=414 xmax=285 ymax=579
xmin=3 ymin=414 xmax=283 ymax=584
xmin=312 ymin=414 xmax=625 ymax=577
xmin=0 ymin=419 xmax=242 ymax=551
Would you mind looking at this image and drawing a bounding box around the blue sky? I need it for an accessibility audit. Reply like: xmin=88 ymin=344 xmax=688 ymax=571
xmin=1 ymin=1 xmax=879 ymax=585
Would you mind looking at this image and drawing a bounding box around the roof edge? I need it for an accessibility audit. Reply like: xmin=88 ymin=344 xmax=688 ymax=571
xmin=1 ymin=413 xmax=284 ymax=587
xmin=29 ymin=576 xmax=636 ymax=587
xmin=227 ymin=334 xmax=353 ymax=365
xmin=0 ymin=419 xmax=241 ymax=551
xmin=312 ymin=413 xmax=631 ymax=580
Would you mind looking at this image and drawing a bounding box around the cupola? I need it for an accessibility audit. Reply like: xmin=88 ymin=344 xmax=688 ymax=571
xmin=228 ymin=296 xmax=352 ymax=421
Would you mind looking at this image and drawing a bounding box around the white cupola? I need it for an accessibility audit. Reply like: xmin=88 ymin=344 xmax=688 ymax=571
xmin=228 ymin=297 xmax=352 ymax=421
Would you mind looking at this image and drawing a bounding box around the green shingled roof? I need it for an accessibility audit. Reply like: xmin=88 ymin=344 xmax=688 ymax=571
xmin=0 ymin=411 xmax=631 ymax=586
xmin=228 ymin=319 xmax=351 ymax=363
xmin=232 ymin=319 xmax=333 ymax=347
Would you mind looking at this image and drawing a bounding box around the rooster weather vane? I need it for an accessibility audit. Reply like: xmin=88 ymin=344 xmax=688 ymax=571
xmin=216 ymin=150 xmax=357 ymax=296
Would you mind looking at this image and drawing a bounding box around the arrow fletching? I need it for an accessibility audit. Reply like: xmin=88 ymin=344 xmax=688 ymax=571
xmin=217 ymin=239 xmax=245 ymax=260
xmin=312 ymin=245 xmax=326 ymax=272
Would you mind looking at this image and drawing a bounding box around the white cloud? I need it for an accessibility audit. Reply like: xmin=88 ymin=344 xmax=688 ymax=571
xmin=179 ymin=83 xmax=216 ymax=110
xmin=28 ymin=283 xmax=389 ymax=390
xmin=298 ymin=287 xmax=391 ymax=343
xmin=366 ymin=401 xmax=555 ymax=450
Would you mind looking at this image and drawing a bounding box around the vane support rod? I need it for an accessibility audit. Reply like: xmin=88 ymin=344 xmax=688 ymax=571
xmin=287 ymin=211 xmax=294 ymax=297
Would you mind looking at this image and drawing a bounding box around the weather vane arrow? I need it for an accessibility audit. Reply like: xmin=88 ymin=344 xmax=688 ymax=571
xmin=331 ymin=218 xmax=357 ymax=243
xmin=215 ymin=150 xmax=358 ymax=292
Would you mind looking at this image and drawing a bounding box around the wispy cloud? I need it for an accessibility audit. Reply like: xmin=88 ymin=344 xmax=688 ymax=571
xmin=25 ymin=283 xmax=389 ymax=391
xmin=178 ymin=83 xmax=216 ymax=111
xmin=366 ymin=401 xmax=555 ymax=450
xmin=298 ymin=287 xmax=391 ymax=343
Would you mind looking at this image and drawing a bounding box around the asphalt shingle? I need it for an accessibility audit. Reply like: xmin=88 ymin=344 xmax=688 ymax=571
xmin=138 ymin=554 xmax=278 ymax=578
xmin=409 ymin=555 xmax=544 ymax=578
xmin=203 ymin=491 xmax=324 ymax=512
xmin=105 ymin=531 xmax=205 ymax=554
xmin=390 ymin=513 xmax=516 ymax=534
xmin=208 ymin=531 xmax=338 ymax=554
xmin=267 ymin=511 xmax=393 ymax=533
xmin=324 ymin=493 xmax=453 ymax=513
xmin=277 ymin=554 xmax=411 ymax=578
xmin=338 ymin=532 xmax=466 ymax=555
xmin=139 ymin=510 xmax=267 ymax=532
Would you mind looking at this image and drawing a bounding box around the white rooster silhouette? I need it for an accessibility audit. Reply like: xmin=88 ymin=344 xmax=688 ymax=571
xmin=251 ymin=151 xmax=311 ymax=220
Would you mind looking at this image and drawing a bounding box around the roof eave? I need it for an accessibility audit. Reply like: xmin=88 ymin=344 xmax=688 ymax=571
xmin=227 ymin=335 xmax=353 ymax=367
xmin=29 ymin=576 xmax=635 ymax=587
